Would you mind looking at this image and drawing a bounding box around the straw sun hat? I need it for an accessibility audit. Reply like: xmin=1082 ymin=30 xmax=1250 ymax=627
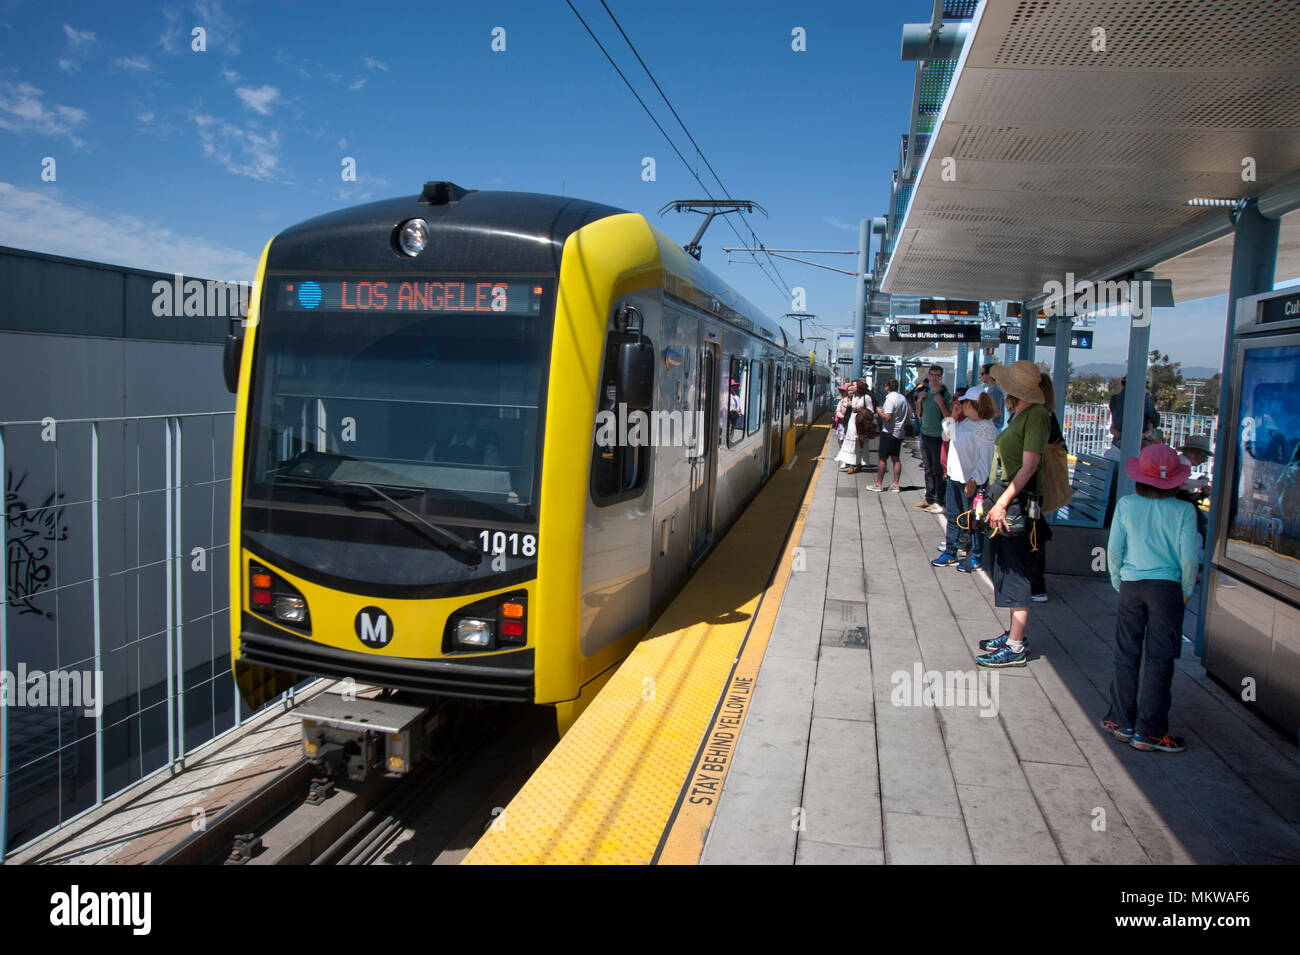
xmin=988 ymin=359 xmax=1045 ymax=404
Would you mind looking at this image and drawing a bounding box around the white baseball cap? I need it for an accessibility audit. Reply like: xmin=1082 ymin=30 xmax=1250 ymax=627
xmin=960 ymin=386 xmax=985 ymax=402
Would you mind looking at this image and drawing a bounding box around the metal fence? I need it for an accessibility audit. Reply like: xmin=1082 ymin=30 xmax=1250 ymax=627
xmin=0 ymin=411 xmax=291 ymax=859
xmin=1061 ymin=402 xmax=1218 ymax=479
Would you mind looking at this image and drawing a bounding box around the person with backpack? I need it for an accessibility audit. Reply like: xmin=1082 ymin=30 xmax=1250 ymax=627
xmin=975 ymin=360 xmax=1050 ymax=668
xmin=1100 ymin=444 xmax=1199 ymax=753
xmin=933 ymin=388 xmax=997 ymax=570
xmin=914 ymin=364 xmax=953 ymax=513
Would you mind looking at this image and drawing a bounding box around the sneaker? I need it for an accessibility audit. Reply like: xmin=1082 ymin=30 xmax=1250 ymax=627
xmin=1131 ymin=732 xmax=1186 ymax=753
xmin=931 ymin=553 xmax=959 ymax=567
xmin=927 ymin=503 xmax=945 ymax=514
xmin=978 ymin=630 xmax=1010 ymax=651
xmin=890 ymin=486 xmax=902 ymax=492
xmin=866 ymin=484 xmax=882 ymax=492
xmin=956 ymin=558 xmax=982 ymax=573
xmin=912 ymin=501 xmax=930 ymax=509
xmin=977 ymin=643 xmax=1027 ymax=668
xmin=839 ymin=464 xmax=849 ymax=471
xmin=1100 ymin=719 xmax=1134 ymax=742
xmin=1031 ymin=593 xmax=1049 ymax=603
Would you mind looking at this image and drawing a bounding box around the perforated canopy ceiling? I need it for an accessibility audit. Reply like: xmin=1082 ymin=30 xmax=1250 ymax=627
xmin=881 ymin=0 xmax=1300 ymax=303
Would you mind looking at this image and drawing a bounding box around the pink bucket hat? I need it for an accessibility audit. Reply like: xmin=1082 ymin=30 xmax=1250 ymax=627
xmin=1125 ymin=443 xmax=1190 ymax=490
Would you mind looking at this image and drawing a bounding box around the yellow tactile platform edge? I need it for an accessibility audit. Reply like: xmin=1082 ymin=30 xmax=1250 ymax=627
xmin=464 ymin=422 xmax=830 ymax=865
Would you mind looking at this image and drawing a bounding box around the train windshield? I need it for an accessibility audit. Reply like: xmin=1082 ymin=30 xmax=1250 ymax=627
xmin=245 ymin=274 xmax=555 ymax=534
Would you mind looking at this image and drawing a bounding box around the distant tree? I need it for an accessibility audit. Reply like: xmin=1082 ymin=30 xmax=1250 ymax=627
xmin=1147 ymin=349 xmax=1184 ymax=411
xmin=1068 ymin=373 xmax=1108 ymax=405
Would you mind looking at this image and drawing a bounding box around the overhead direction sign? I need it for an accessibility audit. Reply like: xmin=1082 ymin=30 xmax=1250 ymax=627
xmin=1000 ymin=325 xmax=1093 ymax=349
xmin=890 ymin=322 xmax=981 ymax=342
xmin=921 ymin=298 xmax=980 ymax=317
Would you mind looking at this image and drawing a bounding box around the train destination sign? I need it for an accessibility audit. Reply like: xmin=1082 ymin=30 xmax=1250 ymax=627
xmin=920 ymin=298 xmax=980 ymax=317
xmin=275 ymin=277 xmax=546 ymax=316
xmin=889 ymin=322 xmax=981 ymax=342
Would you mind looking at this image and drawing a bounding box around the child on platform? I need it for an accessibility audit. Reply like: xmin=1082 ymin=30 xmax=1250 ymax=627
xmin=1100 ymin=444 xmax=1199 ymax=753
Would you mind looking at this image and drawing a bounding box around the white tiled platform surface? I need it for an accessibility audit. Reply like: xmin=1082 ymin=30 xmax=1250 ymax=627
xmin=702 ymin=436 xmax=1300 ymax=865
xmin=7 ymin=685 xmax=328 ymax=864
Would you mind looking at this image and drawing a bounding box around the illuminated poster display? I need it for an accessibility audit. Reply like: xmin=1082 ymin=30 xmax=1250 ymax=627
xmin=1224 ymin=344 xmax=1300 ymax=593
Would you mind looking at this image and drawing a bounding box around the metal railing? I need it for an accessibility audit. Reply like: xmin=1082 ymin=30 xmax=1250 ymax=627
xmin=0 ymin=411 xmax=281 ymax=859
xmin=1061 ymin=402 xmax=1217 ymax=479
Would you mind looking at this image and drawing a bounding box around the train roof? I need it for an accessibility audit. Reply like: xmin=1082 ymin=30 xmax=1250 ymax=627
xmin=266 ymin=184 xmax=623 ymax=274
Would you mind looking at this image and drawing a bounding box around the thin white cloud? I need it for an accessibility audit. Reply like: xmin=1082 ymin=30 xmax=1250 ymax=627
xmin=112 ymin=56 xmax=152 ymax=72
xmin=58 ymin=23 xmax=97 ymax=72
xmin=0 ymin=82 xmax=88 ymax=147
xmin=348 ymin=78 xmax=365 ymax=91
xmin=0 ymin=181 xmax=258 ymax=281
xmin=138 ymin=111 xmax=156 ymax=124
xmin=363 ymin=57 xmax=388 ymax=71
xmin=222 ymin=68 xmax=240 ymax=83
xmin=235 ymin=84 xmax=278 ymax=115
xmin=821 ymin=215 xmax=859 ymax=233
xmin=193 ymin=0 xmax=241 ymax=56
xmin=337 ymin=137 xmax=347 ymax=149
xmin=194 ymin=113 xmax=284 ymax=181
xmin=158 ymin=7 xmax=183 ymax=54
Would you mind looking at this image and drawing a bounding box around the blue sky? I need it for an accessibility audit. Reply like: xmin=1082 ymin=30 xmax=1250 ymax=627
xmin=0 ymin=0 xmax=1286 ymax=370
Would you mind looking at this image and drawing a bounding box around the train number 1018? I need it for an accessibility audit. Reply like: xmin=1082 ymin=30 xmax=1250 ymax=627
xmin=478 ymin=530 xmax=538 ymax=558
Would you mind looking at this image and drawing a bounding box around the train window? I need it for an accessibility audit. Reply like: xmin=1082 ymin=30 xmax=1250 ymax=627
xmin=591 ymin=330 xmax=650 ymax=505
xmin=727 ymin=356 xmax=747 ymax=446
xmin=746 ymin=361 xmax=764 ymax=435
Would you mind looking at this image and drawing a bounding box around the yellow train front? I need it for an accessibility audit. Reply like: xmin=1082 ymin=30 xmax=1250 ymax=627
xmin=227 ymin=181 xmax=830 ymax=734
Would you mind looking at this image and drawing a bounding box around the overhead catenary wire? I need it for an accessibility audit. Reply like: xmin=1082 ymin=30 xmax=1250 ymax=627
xmin=596 ymin=1 xmax=794 ymax=299
xmin=563 ymin=0 xmax=792 ymax=308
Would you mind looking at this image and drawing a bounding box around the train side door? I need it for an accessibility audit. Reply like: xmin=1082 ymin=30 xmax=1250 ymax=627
xmin=689 ymin=340 xmax=719 ymax=563
xmin=766 ymin=357 xmax=779 ymax=475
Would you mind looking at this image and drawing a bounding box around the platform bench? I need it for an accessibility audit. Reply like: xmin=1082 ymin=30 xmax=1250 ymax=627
xmin=1047 ymin=453 xmax=1116 ymax=528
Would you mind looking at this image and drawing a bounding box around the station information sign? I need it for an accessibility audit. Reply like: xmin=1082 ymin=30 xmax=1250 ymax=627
xmin=275 ymin=277 xmax=546 ymax=316
xmin=920 ymin=298 xmax=980 ymax=317
xmin=889 ymin=322 xmax=982 ymax=342
xmin=1261 ymin=289 xmax=1300 ymax=325
xmin=1000 ymin=325 xmax=1093 ymax=349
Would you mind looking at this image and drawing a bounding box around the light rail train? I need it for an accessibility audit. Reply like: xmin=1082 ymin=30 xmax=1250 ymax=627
xmin=226 ymin=181 xmax=832 ymax=733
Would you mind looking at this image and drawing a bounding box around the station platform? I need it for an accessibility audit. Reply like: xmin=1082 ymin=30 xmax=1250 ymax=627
xmin=468 ymin=425 xmax=1300 ymax=865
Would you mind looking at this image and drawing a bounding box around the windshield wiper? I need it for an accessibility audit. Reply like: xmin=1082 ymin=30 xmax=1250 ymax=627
xmin=276 ymin=475 xmax=481 ymax=565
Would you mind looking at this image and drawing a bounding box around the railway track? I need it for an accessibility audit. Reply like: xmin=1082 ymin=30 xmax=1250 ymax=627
xmin=152 ymin=697 xmax=550 ymax=866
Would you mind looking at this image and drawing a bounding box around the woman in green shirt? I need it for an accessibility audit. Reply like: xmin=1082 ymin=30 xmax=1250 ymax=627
xmin=976 ymin=360 xmax=1050 ymax=668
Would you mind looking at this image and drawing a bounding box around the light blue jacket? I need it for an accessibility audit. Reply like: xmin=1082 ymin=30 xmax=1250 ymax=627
xmin=1107 ymin=495 xmax=1199 ymax=597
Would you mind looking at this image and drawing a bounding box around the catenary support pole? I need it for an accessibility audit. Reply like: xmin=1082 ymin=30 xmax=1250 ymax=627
xmin=852 ymin=218 xmax=869 ymax=380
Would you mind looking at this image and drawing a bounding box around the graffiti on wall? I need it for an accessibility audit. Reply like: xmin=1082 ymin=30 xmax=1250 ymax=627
xmin=6 ymin=470 xmax=68 ymax=617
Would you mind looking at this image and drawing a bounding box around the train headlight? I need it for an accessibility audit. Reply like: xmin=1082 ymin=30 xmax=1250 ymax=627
xmin=398 ymin=218 xmax=429 ymax=257
xmin=274 ymin=596 xmax=307 ymax=624
xmin=454 ymin=618 xmax=493 ymax=649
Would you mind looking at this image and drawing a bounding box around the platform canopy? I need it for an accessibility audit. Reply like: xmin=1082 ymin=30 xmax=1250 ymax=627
xmin=881 ymin=0 xmax=1300 ymax=303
